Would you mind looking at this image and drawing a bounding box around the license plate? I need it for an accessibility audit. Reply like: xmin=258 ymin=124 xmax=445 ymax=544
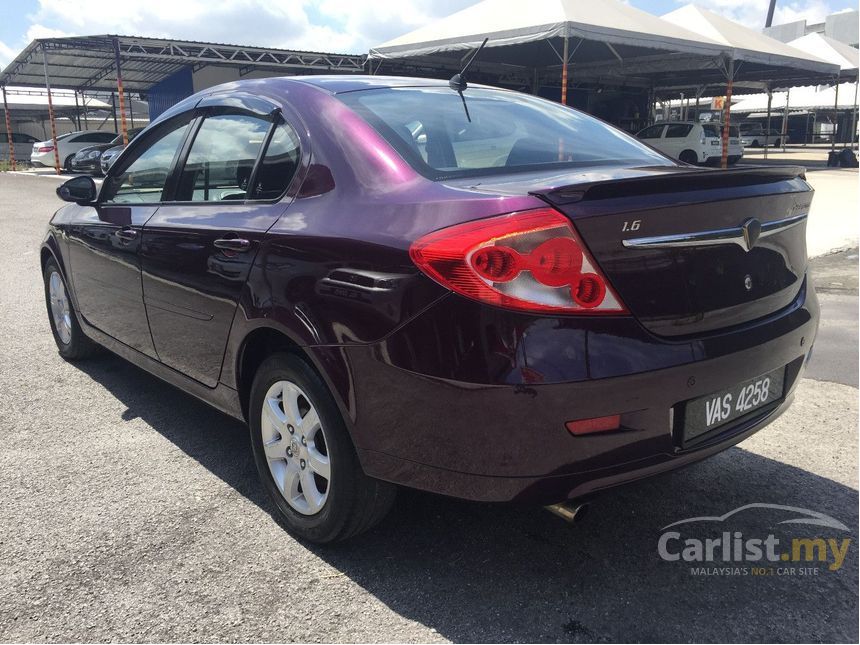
xmin=682 ymin=367 xmax=785 ymax=442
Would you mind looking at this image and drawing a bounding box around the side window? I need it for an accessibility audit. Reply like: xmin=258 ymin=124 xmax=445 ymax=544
xmin=101 ymin=118 xmax=191 ymax=204
xmin=665 ymin=124 xmax=693 ymax=138
xmin=250 ymin=121 xmax=301 ymax=200
xmin=175 ymin=113 xmax=269 ymax=202
xmin=638 ymin=125 xmax=665 ymax=139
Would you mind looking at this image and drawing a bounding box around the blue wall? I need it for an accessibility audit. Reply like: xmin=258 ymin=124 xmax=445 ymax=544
xmin=146 ymin=67 xmax=194 ymax=120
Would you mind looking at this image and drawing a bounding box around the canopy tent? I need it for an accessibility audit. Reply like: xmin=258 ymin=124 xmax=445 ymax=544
xmin=370 ymin=0 xmax=838 ymax=95
xmin=371 ymin=0 xmax=726 ymax=60
xmin=370 ymin=0 xmax=838 ymax=166
xmin=659 ymin=4 xmax=842 ymax=162
xmin=660 ymin=5 xmax=835 ymax=76
xmin=786 ymin=32 xmax=859 ymax=80
xmin=732 ymin=83 xmax=858 ymax=112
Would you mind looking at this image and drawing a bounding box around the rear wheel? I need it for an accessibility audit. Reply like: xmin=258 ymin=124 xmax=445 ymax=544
xmin=43 ymin=258 xmax=98 ymax=360
xmin=751 ymin=139 xmax=760 ymax=147
xmin=249 ymin=352 xmax=396 ymax=543
xmin=679 ymin=150 xmax=698 ymax=165
xmin=63 ymin=154 xmax=74 ymax=173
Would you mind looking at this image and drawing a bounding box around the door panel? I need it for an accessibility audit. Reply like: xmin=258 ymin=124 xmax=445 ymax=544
xmin=140 ymin=204 xmax=286 ymax=385
xmin=140 ymin=113 xmax=301 ymax=387
xmin=66 ymin=204 xmax=157 ymax=356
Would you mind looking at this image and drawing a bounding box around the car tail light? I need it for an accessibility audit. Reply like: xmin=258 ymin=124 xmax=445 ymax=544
xmin=409 ymin=208 xmax=626 ymax=314
xmin=565 ymin=415 xmax=621 ymax=435
xmin=37 ymin=145 xmax=54 ymax=153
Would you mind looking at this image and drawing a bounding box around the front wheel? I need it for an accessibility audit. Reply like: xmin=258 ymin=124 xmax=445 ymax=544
xmin=43 ymin=258 xmax=99 ymax=360
xmin=249 ymin=353 xmax=396 ymax=543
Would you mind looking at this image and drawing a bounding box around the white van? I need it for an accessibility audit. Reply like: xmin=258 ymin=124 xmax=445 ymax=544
xmin=636 ymin=121 xmax=743 ymax=165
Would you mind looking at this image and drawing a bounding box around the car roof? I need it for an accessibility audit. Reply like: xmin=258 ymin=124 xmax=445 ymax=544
xmin=290 ymin=75 xmax=482 ymax=94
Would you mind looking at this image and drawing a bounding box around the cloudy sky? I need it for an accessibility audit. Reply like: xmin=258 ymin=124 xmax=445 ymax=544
xmin=0 ymin=0 xmax=856 ymax=69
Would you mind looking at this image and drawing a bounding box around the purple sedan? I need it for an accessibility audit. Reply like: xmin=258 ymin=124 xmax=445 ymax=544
xmin=42 ymin=76 xmax=818 ymax=542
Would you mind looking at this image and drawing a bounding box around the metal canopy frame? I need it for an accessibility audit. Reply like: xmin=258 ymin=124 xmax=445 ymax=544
xmin=0 ymin=35 xmax=366 ymax=92
xmin=0 ymin=34 xmax=366 ymax=173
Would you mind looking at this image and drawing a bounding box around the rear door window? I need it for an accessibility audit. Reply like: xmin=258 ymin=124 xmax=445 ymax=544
xmin=637 ymin=125 xmax=665 ymax=139
xmin=249 ymin=122 xmax=301 ymax=200
xmin=174 ymin=113 xmax=270 ymax=202
xmin=664 ymin=124 xmax=693 ymax=138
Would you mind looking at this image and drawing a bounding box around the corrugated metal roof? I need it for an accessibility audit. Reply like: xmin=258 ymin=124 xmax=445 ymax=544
xmin=0 ymin=35 xmax=367 ymax=92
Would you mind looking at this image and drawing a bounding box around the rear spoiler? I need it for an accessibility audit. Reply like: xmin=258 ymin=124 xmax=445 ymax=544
xmin=538 ymin=165 xmax=807 ymax=205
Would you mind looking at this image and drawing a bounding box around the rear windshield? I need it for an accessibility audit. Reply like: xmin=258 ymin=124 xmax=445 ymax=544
xmin=701 ymin=124 xmax=739 ymax=138
xmin=338 ymin=87 xmax=670 ymax=179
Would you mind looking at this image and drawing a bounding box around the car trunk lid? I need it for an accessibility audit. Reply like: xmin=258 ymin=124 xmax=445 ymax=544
xmin=532 ymin=165 xmax=812 ymax=336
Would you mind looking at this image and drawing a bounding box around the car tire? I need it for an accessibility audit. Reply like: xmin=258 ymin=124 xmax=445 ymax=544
xmin=249 ymin=352 xmax=396 ymax=543
xmin=727 ymin=155 xmax=741 ymax=165
xmin=63 ymin=155 xmax=74 ymax=173
xmin=679 ymin=150 xmax=698 ymax=165
xmin=43 ymin=258 xmax=99 ymax=360
xmin=751 ymin=139 xmax=760 ymax=147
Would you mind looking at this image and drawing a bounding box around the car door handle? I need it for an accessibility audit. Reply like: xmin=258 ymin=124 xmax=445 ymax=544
xmin=115 ymin=228 xmax=138 ymax=241
xmin=213 ymin=237 xmax=251 ymax=252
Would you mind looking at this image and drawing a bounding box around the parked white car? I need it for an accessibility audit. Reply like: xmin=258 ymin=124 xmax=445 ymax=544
xmin=1 ymin=131 xmax=39 ymax=163
xmin=30 ymin=130 xmax=117 ymax=171
xmin=636 ymin=121 xmax=743 ymax=165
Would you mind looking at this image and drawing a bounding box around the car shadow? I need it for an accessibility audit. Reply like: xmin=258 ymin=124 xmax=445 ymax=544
xmin=73 ymin=352 xmax=858 ymax=643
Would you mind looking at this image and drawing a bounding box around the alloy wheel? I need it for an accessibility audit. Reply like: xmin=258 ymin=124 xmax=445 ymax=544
xmin=260 ymin=380 xmax=331 ymax=515
xmin=48 ymin=271 xmax=72 ymax=344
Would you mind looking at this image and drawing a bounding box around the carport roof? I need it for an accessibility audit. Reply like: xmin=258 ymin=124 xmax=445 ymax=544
xmin=0 ymin=35 xmax=367 ymax=92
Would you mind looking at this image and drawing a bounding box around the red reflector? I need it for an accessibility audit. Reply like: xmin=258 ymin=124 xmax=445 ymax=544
xmin=37 ymin=146 xmax=54 ymax=152
xmin=565 ymin=415 xmax=621 ymax=436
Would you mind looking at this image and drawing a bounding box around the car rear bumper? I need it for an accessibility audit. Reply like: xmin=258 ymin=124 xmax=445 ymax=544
xmin=341 ymin=281 xmax=818 ymax=503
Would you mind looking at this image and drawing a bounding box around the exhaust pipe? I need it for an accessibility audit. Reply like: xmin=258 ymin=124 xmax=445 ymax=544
xmin=544 ymin=501 xmax=590 ymax=524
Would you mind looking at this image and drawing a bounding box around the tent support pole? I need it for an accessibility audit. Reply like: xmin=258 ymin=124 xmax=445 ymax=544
xmin=764 ymin=87 xmax=772 ymax=160
xmin=532 ymin=68 xmax=539 ymax=95
xmin=113 ymin=38 xmax=129 ymax=145
xmin=781 ymin=89 xmax=789 ymax=152
xmin=831 ymin=80 xmax=839 ymax=149
xmin=41 ymin=45 xmax=61 ymax=175
xmin=2 ymin=86 xmax=16 ymax=171
xmin=73 ymin=90 xmax=81 ymax=130
xmin=82 ymin=91 xmax=88 ymax=129
xmin=721 ymin=57 xmax=734 ymax=169
xmin=560 ymin=36 xmax=569 ymax=105
xmin=129 ymin=91 xmax=135 ymax=128
xmin=111 ymin=92 xmax=117 ymax=131
xmin=851 ymin=81 xmax=858 ymax=152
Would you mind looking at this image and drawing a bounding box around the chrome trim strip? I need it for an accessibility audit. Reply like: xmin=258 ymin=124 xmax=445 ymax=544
xmin=621 ymin=214 xmax=807 ymax=251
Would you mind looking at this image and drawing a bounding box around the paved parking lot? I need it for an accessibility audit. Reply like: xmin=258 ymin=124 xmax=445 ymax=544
xmin=0 ymin=172 xmax=857 ymax=643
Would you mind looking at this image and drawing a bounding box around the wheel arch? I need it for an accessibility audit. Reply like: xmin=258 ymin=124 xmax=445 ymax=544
xmin=234 ymin=325 xmax=355 ymax=433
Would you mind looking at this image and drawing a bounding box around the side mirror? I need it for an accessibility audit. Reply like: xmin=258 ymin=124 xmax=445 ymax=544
xmin=56 ymin=176 xmax=97 ymax=204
